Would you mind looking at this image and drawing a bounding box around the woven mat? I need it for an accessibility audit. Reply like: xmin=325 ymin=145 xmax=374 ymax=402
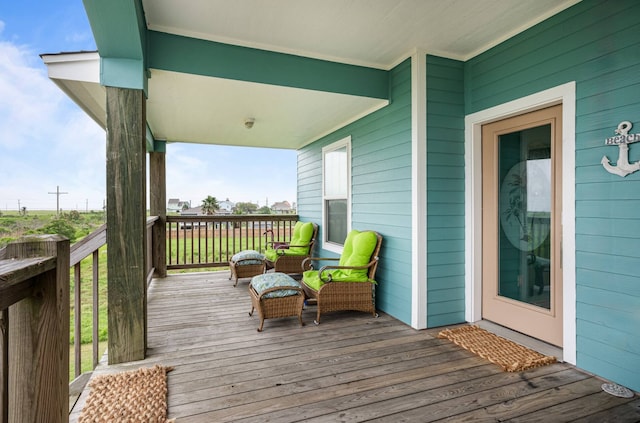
xmin=438 ymin=325 xmax=556 ymax=372
xmin=79 ymin=365 xmax=174 ymax=423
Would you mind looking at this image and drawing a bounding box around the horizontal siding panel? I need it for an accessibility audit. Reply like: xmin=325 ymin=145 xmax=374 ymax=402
xmin=427 ymin=137 xmax=465 ymax=152
xmin=577 ymin=320 xmax=640 ymax=357
xmin=575 ymin=180 xmax=640 ymax=200
xmin=426 ymin=152 xmax=463 ymax=167
xmin=577 ymin=335 xmax=640 ymax=376
xmin=427 ymin=190 xmax=464 ymax=204
xmin=427 ymin=251 xmax=464 ymax=266
xmin=427 ymin=165 xmax=465 ymax=179
xmin=576 ymin=302 xmax=639 ymax=333
xmin=577 ymin=268 xmax=640 ymax=296
xmin=576 ymin=251 xmax=638 ymax=277
xmin=428 ymin=215 xmax=465 ymax=229
xmin=577 ymin=285 xmax=639 ymax=316
xmin=427 ymin=227 xmax=464 ymax=242
xmin=428 ymin=239 xmax=465 ymax=254
xmin=427 ymin=276 xmax=465 ymax=291
xmin=428 ymin=264 xmax=464 ymax=279
xmin=575 ymin=200 xmax=640 ymax=219
xmin=428 ymin=112 xmax=465 ymax=127
xmin=353 ymin=217 xmax=411 ymax=234
xmin=426 ymin=114 xmax=464 ymax=130
xmin=427 ymin=288 xmax=464 ymax=303
xmin=574 ymin=163 xmax=636 ymax=183
xmin=576 ymin=217 xmax=640 ymax=237
xmin=426 ymin=299 xmax=465 ymax=316
xmin=350 ymin=202 xmax=411 ymax=216
xmin=577 ymin=352 xmax=640 ymax=396
xmin=427 ymin=89 xmax=464 ymax=106
xmin=426 ymin=204 xmax=465 ymax=216
xmin=355 ymin=167 xmax=411 ymax=184
xmin=426 ymin=178 xmax=465 ymax=192
xmin=575 ymin=234 xmax=640 ymax=257
xmin=354 ymin=152 xmax=410 ymax=171
xmin=354 ymin=180 xmax=413 ymax=194
xmin=427 ymin=312 xmax=465 ymax=327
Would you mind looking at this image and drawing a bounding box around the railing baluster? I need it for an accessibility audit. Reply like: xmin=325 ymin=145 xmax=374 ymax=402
xmin=74 ymin=263 xmax=82 ymax=378
xmin=92 ymin=249 xmax=99 ymax=369
xmin=1 ymin=309 xmax=8 ymax=423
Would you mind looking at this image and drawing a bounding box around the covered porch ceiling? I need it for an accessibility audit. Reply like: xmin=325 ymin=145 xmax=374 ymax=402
xmin=42 ymin=0 xmax=580 ymax=150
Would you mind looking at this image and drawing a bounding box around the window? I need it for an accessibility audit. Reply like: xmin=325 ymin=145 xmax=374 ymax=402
xmin=322 ymin=136 xmax=351 ymax=253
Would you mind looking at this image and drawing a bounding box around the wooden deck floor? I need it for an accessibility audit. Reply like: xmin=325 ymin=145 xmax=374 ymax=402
xmin=70 ymin=271 xmax=640 ymax=422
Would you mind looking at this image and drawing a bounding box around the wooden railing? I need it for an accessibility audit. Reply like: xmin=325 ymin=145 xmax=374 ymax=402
xmin=0 ymin=235 xmax=70 ymax=423
xmin=166 ymin=214 xmax=298 ymax=270
xmin=69 ymin=224 xmax=106 ymax=379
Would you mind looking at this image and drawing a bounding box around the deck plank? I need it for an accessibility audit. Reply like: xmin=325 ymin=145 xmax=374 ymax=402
xmin=69 ymin=271 xmax=640 ymax=422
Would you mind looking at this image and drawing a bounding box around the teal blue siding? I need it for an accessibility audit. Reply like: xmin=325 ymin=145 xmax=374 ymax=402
xmin=426 ymin=55 xmax=466 ymax=327
xmin=147 ymin=31 xmax=389 ymax=99
xmin=297 ymin=59 xmax=413 ymax=324
xmin=465 ymin=0 xmax=640 ymax=392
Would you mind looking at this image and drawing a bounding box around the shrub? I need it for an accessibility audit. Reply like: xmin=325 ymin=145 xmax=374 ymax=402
xmin=40 ymin=218 xmax=77 ymax=242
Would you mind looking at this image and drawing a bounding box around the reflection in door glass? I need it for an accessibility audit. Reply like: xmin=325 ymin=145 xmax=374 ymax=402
xmin=498 ymin=124 xmax=551 ymax=309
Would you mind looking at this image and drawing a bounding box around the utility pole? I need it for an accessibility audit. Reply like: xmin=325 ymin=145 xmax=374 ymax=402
xmin=48 ymin=186 xmax=68 ymax=215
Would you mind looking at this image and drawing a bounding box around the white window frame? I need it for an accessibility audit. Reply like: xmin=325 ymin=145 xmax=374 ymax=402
xmin=322 ymin=136 xmax=352 ymax=254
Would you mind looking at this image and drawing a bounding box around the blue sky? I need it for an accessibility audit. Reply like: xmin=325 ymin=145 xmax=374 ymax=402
xmin=0 ymin=1 xmax=297 ymax=212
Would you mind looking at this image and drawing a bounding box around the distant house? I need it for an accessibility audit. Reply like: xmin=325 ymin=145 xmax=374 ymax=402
xmin=218 ymin=199 xmax=235 ymax=214
xmin=167 ymin=198 xmax=190 ymax=213
xmin=271 ymin=201 xmax=292 ymax=214
xmin=179 ymin=205 xmax=203 ymax=216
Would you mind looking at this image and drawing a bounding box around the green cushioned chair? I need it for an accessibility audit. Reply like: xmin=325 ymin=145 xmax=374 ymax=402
xmin=301 ymin=229 xmax=382 ymax=324
xmin=264 ymin=221 xmax=318 ymax=276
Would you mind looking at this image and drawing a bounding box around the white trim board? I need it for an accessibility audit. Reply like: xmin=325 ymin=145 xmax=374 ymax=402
xmin=411 ymin=51 xmax=427 ymax=329
xmin=464 ymin=82 xmax=577 ymax=365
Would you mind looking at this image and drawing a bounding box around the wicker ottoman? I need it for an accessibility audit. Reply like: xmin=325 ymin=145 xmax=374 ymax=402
xmin=248 ymin=272 xmax=305 ymax=332
xmin=229 ymin=250 xmax=266 ymax=287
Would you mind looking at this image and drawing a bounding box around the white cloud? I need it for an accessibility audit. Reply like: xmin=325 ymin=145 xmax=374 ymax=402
xmin=0 ymin=41 xmax=105 ymax=211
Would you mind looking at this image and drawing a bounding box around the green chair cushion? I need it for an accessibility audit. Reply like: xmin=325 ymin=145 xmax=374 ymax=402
xmin=302 ymin=269 xmax=375 ymax=291
xmin=288 ymin=221 xmax=314 ymax=254
xmin=251 ymin=272 xmax=301 ymax=298
xmin=302 ymin=229 xmax=378 ymax=291
xmin=265 ymin=221 xmax=314 ymax=260
xmin=336 ymin=230 xmax=378 ymax=279
xmin=231 ymin=250 xmax=265 ymax=265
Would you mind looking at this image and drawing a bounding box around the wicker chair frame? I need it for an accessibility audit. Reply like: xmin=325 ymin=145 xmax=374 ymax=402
xmin=301 ymin=231 xmax=382 ymax=324
xmin=265 ymin=223 xmax=318 ymax=277
xmin=248 ymin=284 xmax=305 ymax=332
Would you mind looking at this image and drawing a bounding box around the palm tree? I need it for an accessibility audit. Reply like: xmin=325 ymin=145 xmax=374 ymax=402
xmin=201 ymin=196 xmax=219 ymax=215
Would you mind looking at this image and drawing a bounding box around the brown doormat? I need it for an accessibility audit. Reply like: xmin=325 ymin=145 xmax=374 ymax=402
xmin=438 ymin=325 xmax=556 ymax=372
xmin=79 ymin=365 xmax=174 ymax=423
